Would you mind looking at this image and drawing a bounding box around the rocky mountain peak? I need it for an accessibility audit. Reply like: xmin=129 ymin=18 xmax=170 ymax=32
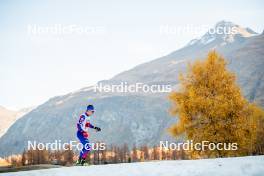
xmin=188 ymin=20 xmax=258 ymax=46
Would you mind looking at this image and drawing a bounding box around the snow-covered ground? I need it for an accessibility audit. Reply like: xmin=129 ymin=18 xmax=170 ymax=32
xmin=1 ymin=156 xmax=263 ymax=176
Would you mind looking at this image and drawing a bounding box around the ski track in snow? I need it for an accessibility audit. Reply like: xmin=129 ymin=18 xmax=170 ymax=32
xmin=1 ymin=156 xmax=264 ymax=176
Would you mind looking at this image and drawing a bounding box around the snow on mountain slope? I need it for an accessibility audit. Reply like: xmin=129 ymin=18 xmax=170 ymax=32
xmin=187 ymin=20 xmax=258 ymax=46
xmin=1 ymin=156 xmax=264 ymax=176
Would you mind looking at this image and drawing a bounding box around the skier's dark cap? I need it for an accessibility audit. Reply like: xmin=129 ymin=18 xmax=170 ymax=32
xmin=86 ymin=105 xmax=95 ymax=112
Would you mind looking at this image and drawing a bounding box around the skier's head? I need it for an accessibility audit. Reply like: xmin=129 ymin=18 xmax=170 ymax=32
xmin=86 ymin=104 xmax=95 ymax=116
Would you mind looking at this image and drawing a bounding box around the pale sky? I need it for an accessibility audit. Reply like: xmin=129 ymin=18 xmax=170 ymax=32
xmin=0 ymin=0 xmax=263 ymax=110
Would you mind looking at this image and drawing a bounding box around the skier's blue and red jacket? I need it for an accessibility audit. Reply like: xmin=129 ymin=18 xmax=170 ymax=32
xmin=77 ymin=113 xmax=95 ymax=138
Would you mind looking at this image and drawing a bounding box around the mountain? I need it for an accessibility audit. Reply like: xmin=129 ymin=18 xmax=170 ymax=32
xmin=0 ymin=106 xmax=33 ymax=138
xmin=187 ymin=21 xmax=257 ymax=46
xmin=0 ymin=21 xmax=263 ymax=157
xmin=111 ymin=20 xmax=259 ymax=84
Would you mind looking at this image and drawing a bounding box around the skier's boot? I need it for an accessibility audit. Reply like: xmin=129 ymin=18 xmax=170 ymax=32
xmin=76 ymin=156 xmax=89 ymax=166
xmin=82 ymin=160 xmax=90 ymax=166
xmin=76 ymin=156 xmax=84 ymax=166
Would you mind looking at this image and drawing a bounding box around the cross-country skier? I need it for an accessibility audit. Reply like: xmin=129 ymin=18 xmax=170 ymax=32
xmin=76 ymin=104 xmax=101 ymax=165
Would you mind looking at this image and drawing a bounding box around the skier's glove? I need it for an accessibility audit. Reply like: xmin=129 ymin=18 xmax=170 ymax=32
xmin=82 ymin=132 xmax=88 ymax=138
xmin=94 ymin=126 xmax=101 ymax=132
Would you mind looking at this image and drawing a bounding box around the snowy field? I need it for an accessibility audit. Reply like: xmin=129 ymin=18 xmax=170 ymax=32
xmin=1 ymin=156 xmax=263 ymax=176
